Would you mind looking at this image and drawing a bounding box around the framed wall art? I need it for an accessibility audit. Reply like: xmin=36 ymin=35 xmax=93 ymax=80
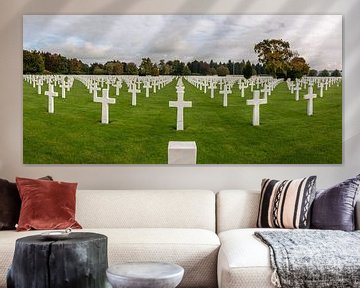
xmin=23 ymin=15 xmax=342 ymax=164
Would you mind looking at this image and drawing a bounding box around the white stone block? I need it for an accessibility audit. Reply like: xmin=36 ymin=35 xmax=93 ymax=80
xmin=168 ymin=141 xmax=197 ymax=165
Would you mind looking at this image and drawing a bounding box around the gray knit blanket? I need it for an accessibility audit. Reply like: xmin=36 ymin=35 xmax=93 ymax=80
xmin=255 ymin=230 xmax=360 ymax=288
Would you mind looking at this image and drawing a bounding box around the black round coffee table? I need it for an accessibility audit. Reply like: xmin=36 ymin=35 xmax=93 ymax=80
xmin=7 ymin=232 xmax=108 ymax=288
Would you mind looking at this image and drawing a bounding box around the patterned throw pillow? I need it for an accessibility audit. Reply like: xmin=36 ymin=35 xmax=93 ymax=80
xmin=257 ymin=176 xmax=317 ymax=229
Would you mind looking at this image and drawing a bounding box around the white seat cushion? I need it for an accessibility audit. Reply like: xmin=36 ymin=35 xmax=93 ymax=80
xmin=218 ymin=228 xmax=280 ymax=288
xmin=0 ymin=228 xmax=220 ymax=288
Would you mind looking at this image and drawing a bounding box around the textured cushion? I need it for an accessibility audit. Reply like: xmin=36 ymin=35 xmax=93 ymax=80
xmin=218 ymin=228 xmax=276 ymax=288
xmin=0 ymin=176 xmax=52 ymax=230
xmin=0 ymin=228 xmax=220 ymax=288
xmin=16 ymin=177 xmax=81 ymax=231
xmin=311 ymin=174 xmax=360 ymax=231
xmin=257 ymin=177 xmax=317 ymax=229
xmin=216 ymin=190 xmax=260 ymax=233
xmin=76 ymin=190 xmax=216 ymax=231
xmin=0 ymin=179 xmax=20 ymax=230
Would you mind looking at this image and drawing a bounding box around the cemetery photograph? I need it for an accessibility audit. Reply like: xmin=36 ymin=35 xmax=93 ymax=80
xmin=23 ymin=15 xmax=342 ymax=164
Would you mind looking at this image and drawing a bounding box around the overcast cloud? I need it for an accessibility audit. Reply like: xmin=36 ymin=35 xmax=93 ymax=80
xmin=23 ymin=15 xmax=342 ymax=70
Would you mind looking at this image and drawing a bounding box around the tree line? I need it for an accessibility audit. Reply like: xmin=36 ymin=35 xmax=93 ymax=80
xmin=23 ymin=50 xmax=263 ymax=78
xmin=23 ymin=39 xmax=341 ymax=79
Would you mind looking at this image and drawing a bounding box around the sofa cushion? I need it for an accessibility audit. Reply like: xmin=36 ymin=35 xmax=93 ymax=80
xmin=16 ymin=177 xmax=81 ymax=231
xmin=0 ymin=179 xmax=20 ymax=230
xmin=217 ymin=228 xmax=277 ymax=288
xmin=0 ymin=176 xmax=53 ymax=230
xmin=311 ymin=174 xmax=360 ymax=231
xmin=76 ymin=190 xmax=216 ymax=231
xmin=257 ymin=177 xmax=317 ymax=229
xmin=0 ymin=228 xmax=220 ymax=288
xmin=216 ymin=190 xmax=260 ymax=233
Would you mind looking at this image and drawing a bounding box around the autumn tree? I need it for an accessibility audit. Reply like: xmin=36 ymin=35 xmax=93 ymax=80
xmin=287 ymin=57 xmax=310 ymax=80
xmin=254 ymin=39 xmax=293 ymax=77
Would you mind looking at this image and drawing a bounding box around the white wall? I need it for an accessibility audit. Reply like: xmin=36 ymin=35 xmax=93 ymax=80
xmin=0 ymin=0 xmax=359 ymax=190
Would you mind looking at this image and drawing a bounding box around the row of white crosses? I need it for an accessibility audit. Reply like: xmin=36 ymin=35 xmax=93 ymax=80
xmin=24 ymin=75 xmax=75 ymax=113
xmin=183 ymin=77 xmax=276 ymax=126
xmin=286 ymin=76 xmax=341 ymax=116
xmin=169 ymin=78 xmax=192 ymax=131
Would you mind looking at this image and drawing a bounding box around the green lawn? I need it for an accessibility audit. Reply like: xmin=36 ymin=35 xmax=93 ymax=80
xmin=23 ymin=78 xmax=342 ymax=164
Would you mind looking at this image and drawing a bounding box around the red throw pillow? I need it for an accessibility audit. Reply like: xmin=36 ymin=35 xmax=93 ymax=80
xmin=16 ymin=177 xmax=82 ymax=231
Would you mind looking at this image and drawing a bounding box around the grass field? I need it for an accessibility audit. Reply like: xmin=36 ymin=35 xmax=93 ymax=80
xmin=23 ymin=78 xmax=342 ymax=164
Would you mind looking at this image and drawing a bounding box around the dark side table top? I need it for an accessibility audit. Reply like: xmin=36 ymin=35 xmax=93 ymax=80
xmin=16 ymin=232 xmax=107 ymax=244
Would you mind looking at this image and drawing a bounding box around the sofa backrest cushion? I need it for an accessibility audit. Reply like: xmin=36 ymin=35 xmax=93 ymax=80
xmin=216 ymin=190 xmax=260 ymax=233
xmin=76 ymin=190 xmax=216 ymax=231
xmin=217 ymin=190 xmax=360 ymax=233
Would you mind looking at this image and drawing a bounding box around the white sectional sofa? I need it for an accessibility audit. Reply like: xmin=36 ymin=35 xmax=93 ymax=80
xmin=0 ymin=190 xmax=220 ymax=288
xmin=1 ymin=189 xmax=359 ymax=288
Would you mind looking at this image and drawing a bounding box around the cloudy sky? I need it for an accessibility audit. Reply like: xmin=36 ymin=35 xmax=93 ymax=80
xmin=23 ymin=15 xmax=342 ymax=70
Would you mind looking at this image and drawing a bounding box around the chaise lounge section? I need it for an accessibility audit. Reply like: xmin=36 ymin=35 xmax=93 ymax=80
xmin=216 ymin=189 xmax=360 ymax=288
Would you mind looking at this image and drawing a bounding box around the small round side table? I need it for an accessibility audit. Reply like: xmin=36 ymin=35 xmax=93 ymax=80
xmin=106 ymin=262 xmax=184 ymax=288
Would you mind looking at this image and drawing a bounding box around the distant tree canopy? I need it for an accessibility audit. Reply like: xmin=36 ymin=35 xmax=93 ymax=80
xmin=243 ymin=61 xmax=253 ymax=79
xmin=308 ymin=69 xmax=318 ymax=77
xmin=331 ymin=69 xmax=341 ymax=77
xmin=23 ymin=50 xmax=262 ymax=76
xmin=23 ymin=50 xmax=45 ymax=74
xmin=318 ymin=69 xmax=330 ymax=77
xmin=216 ymin=65 xmax=230 ymax=77
xmin=23 ymin=48 xmax=338 ymax=78
xmin=254 ymin=39 xmax=311 ymax=80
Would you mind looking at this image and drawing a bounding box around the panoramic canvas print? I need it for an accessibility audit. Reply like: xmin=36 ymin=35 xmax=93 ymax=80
xmin=23 ymin=15 xmax=342 ymax=164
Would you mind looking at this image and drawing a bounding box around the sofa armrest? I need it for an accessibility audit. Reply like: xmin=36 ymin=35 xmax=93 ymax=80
xmin=356 ymin=200 xmax=360 ymax=230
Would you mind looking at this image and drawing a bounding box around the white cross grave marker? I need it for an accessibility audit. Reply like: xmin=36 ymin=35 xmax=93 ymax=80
xmin=169 ymin=79 xmax=192 ymax=131
xmin=219 ymin=84 xmax=231 ymax=107
xmin=92 ymin=83 xmax=101 ymax=102
xmin=249 ymin=81 xmax=255 ymax=92
xmin=44 ymin=84 xmax=58 ymax=114
xmin=114 ymin=81 xmax=122 ymax=96
xmin=294 ymin=83 xmax=301 ymax=101
xmin=128 ymin=83 xmax=141 ymax=106
xmin=319 ymin=82 xmax=324 ymax=98
xmin=261 ymin=84 xmax=271 ymax=103
xmin=304 ymin=85 xmax=317 ymax=116
xmin=94 ymin=89 xmax=116 ymax=124
xmin=209 ymin=81 xmax=217 ymax=99
xmin=37 ymin=80 xmax=42 ymax=95
xmin=239 ymin=82 xmax=248 ymax=98
xmin=143 ymin=81 xmax=152 ymax=98
xmin=246 ymin=90 xmax=267 ymax=126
